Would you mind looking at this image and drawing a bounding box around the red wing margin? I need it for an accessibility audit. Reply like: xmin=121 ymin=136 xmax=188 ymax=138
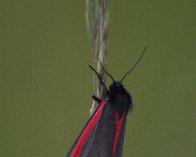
xmin=67 ymin=100 xmax=107 ymax=157
xmin=113 ymin=112 xmax=127 ymax=157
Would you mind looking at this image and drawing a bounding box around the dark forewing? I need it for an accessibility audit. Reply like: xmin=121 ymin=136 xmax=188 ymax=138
xmin=85 ymin=104 xmax=116 ymax=157
xmin=67 ymin=100 xmax=107 ymax=157
xmin=67 ymin=100 xmax=128 ymax=157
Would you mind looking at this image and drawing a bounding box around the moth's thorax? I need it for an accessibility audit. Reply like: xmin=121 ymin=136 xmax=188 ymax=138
xmin=108 ymin=81 xmax=132 ymax=113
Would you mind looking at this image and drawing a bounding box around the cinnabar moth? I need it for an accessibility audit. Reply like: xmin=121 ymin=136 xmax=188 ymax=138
xmin=67 ymin=47 xmax=147 ymax=157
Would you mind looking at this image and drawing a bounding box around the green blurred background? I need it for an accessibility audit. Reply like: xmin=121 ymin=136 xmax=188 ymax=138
xmin=0 ymin=0 xmax=195 ymax=157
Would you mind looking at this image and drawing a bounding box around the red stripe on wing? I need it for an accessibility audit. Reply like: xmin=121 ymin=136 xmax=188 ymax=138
xmin=112 ymin=112 xmax=126 ymax=156
xmin=70 ymin=99 xmax=107 ymax=157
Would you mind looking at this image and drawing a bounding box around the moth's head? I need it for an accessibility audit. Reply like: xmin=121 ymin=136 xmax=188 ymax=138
xmin=109 ymin=81 xmax=132 ymax=112
xmin=109 ymin=81 xmax=125 ymax=92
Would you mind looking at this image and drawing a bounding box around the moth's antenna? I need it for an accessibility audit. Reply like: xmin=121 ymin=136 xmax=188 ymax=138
xmin=98 ymin=61 xmax=115 ymax=82
xmin=88 ymin=65 xmax=108 ymax=91
xmin=120 ymin=46 xmax=147 ymax=83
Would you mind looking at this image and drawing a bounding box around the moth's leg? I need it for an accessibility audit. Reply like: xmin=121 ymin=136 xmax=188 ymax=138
xmin=92 ymin=95 xmax=101 ymax=103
